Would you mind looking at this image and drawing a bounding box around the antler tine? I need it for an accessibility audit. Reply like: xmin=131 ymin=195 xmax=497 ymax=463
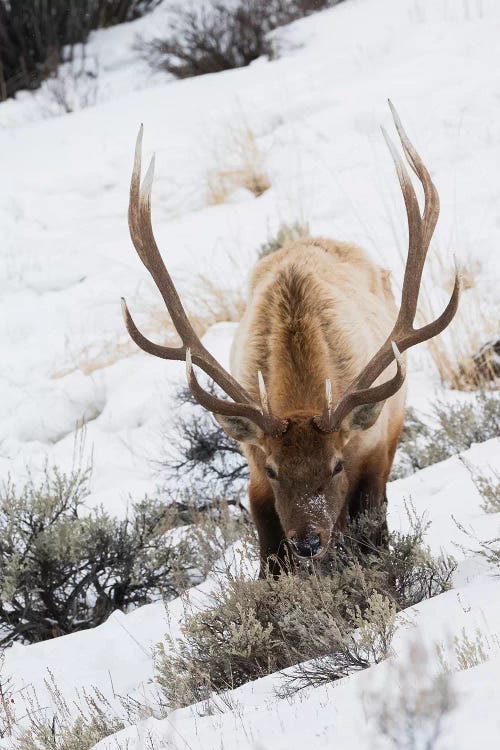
xmin=122 ymin=126 xmax=290 ymax=435
xmin=128 ymin=128 xmax=198 ymax=348
xmin=186 ymin=351 xmax=288 ymax=437
xmin=316 ymin=104 xmax=459 ymax=433
xmin=387 ymin=101 xmax=440 ymax=328
xmin=121 ymin=297 xmax=184 ymax=361
xmin=381 ymin=128 xmax=424 ymax=329
xmin=258 ymin=370 xmax=271 ymax=416
xmin=319 ymin=378 xmax=333 ymax=424
xmin=388 ymin=100 xmax=439 ymax=251
xmin=123 ymin=126 xmax=259 ymax=402
xmin=318 ymin=343 xmax=405 ymax=430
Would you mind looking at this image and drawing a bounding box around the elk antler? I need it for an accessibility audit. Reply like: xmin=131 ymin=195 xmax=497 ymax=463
xmin=121 ymin=126 xmax=288 ymax=438
xmin=314 ymin=101 xmax=460 ymax=433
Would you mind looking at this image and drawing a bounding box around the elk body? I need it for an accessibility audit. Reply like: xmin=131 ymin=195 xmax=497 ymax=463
xmin=122 ymin=103 xmax=460 ymax=576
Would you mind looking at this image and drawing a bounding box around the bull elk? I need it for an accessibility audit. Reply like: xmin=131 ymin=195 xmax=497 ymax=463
xmin=121 ymin=102 xmax=460 ymax=576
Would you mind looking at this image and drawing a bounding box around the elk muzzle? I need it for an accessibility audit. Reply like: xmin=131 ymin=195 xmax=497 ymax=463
xmin=286 ymin=525 xmax=329 ymax=559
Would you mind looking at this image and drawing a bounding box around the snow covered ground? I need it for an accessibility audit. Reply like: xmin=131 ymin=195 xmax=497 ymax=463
xmin=0 ymin=0 xmax=499 ymax=747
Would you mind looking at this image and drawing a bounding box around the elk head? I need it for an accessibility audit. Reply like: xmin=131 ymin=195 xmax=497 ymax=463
xmin=214 ymin=345 xmax=404 ymax=559
xmin=121 ymin=102 xmax=460 ymax=561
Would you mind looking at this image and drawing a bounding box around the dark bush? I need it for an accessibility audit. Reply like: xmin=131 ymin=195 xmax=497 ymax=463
xmin=165 ymin=384 xmax=249 ymax=498
xmin=0 ymin=0 xmax=161 ymax=100
xmin=140 ymin=0 xmax=344 ymax=79
xmin=0 ymin=463 xmax=201 ymax=646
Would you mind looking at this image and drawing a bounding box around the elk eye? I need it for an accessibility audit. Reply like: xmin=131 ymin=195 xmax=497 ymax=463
xmin=265 ymin=466 xmax=277 ymax=480
xmin=332 ymin=461 xmax=344 ymax=476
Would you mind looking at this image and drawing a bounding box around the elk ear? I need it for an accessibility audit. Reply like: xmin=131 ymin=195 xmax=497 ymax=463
xmin=345 ymin=401 xmax=386 ymax=433
xmin=215 ymin=415 xmax=264 ymax=444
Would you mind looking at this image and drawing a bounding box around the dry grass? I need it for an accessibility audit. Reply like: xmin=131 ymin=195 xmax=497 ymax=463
xmin=52 ymin=339 xmax=134 ymax=379
xmin=52 ymin=271 xmax=247 ymax=378
xmin=0 ymin=654 xmax=15 ymax=739
xmin=419 ymin=265 xmax=498 ymax=390
xmin=392 ymin=242 xmax=498 ymax=390
xmin=14 ymin=673 xmax=124 ymax=750
xmin=206 ymin=124 xmax=270 ymax=205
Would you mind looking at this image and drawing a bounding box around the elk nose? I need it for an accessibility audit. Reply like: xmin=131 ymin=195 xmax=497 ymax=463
xmin=290 ymin=533 xmax=322 ymax=558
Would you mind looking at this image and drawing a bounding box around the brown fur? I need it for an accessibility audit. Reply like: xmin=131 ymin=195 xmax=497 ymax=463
xmin=227 ymin=238 xmax=407 ymax=575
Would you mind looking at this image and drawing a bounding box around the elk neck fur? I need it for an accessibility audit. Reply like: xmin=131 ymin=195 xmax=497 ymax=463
xmin=230 ymin=237 xmax=407 ymax=441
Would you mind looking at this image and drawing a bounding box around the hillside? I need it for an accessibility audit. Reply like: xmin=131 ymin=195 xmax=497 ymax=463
xmin=0 ymin=0 xmax=499 ymax=748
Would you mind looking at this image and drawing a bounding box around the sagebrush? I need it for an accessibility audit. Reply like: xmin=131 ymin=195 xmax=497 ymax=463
xmin=156 ymin=505 xmax=454 ymax=708
xmin=15 ymin=673 xmax=124 ymax=750
xmin=470 ymin=465 xmax=500 ymax=514
xmin=391 ymin=391 xmax=500 ymax=479
xmin=368 ymin=641 xmax=456 ymax=750
xmin=156 ymin=572 xmax=397 ymax=708
xmin=0 ymin=463 xmax=215 ymax=645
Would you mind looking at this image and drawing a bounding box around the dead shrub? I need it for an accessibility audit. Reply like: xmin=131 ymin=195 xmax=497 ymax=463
xmin=164 ymin=384 xmax=249 ymax=499
xmin=164 ymin=488 xmax=256 ymax=579
xmin=139 ymin=0 xmax=343 ymax=80
xmin=0 ymin=654 xmax=15 ymax=739
xmin=0 ymin=0 xmax=160 ymax=100
xmin=42 ymin=49 xmax=99 ymax=116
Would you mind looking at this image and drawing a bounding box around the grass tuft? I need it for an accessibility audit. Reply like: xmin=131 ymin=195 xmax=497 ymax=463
xmin=206 ymin=125 xmax=270 ymax=204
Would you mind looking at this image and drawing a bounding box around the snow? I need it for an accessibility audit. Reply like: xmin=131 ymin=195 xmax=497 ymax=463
xmin=0 ymin=0 xmax=499 ymax=747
